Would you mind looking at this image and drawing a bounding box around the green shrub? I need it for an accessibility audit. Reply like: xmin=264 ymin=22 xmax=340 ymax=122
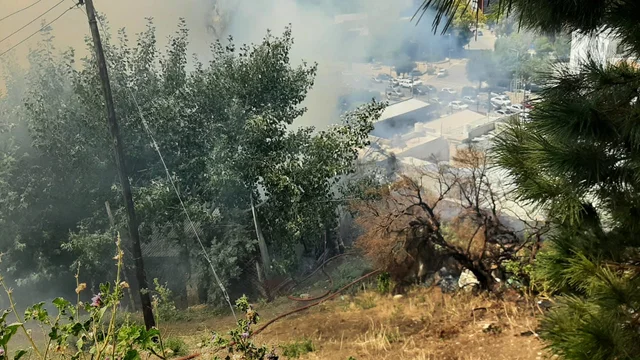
xmin=280 ymin=338 xmax=315 ymax=358
xmin=164 ymin=337 xmax=188 ymax=356
xmin=376 ymin=272 xmax=391 ymax=294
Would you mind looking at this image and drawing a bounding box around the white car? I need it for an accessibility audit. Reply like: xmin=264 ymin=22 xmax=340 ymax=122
xmin=437 ymin=69 xmax=448 ymax=78
xmin=399 ymin=79 xmax=423 ymax=88
xmin=449 ymin=101 xmax=468 ymax=110
xmin=441 ymin=87 xmax=457 ymax=94
xmin=462 ymin=96 xmax=477 ymax=104
xmin=496 ymin=109 xmax=509 ymax=116
xmin=491 ymin=95 xmax=511 ymax=106
xmin=506 ymin=104 xmax=525 ymax=113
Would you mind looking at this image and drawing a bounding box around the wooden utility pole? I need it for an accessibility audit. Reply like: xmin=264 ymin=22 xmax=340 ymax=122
xmin=83 ymin=0 xmax=156 ymax=329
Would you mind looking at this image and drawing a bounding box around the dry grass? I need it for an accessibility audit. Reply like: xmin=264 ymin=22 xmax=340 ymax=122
xmin=171 ymin=286 xmax=546 ymax=360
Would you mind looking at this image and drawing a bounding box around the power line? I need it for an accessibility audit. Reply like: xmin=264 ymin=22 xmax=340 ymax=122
xmin=0 ymin=4 xmax=76 ymax=58
xmin=0 ymin=0 xmax=65 ymax=45
xmin=0 ymin=0 xmax=45 ymax=23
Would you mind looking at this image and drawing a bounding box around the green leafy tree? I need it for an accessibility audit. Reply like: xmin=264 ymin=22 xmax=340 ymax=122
xmin=0 ymin=19 xmax=382 ymax=304
xmin=419 ymin=0 xmax=640 ymax=359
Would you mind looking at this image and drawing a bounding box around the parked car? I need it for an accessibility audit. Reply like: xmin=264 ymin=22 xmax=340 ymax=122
xmin=409 ymin=69 xmax=423 ymax=77
xmin=429 ymin=97 xmax=444 ymax=105
xmin=424 ymin=84 xmax=437 ymax=92
xmin=400 ymin=79 xmax=423 ymax=88
xmin=437 ymin=69 xmax=448 ymax=78
xmin=387 ymin=91 xmax=402 ymax=100
xmin=490 ymin=90 xmax=507 ymax=97
xmin=441 ymin=87 xmax=457 ymax=94
xmin=519 ymin=112 xmax=531 ymax=121
xmin=491 ymin=95 xmax=511 ymax=106
xmin=412 ymin=85 xmax=429 ymax=95
xmin=462 ymin=96 xmax=477 ymax=104
xmin=495 ymin=109 xmax=509 ymax=116
xmin=524 ymin=100 xmax=535 ymax=109
xmin=449 ymin=101 xmax=468 ymax=110
xmin=506 ymin=104 xmax=525 ymax=113
xmin=371 ymin=76 xmax=382 ymax=83
xmin=388 ymin=87 xmax=403 ymax=96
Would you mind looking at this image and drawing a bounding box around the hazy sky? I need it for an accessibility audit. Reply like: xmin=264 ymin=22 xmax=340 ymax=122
xmin=1 ymin=0 xmax=424 ymax=127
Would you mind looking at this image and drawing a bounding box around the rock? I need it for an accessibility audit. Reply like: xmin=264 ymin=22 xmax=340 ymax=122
xmin=299 ymin=293 xmax=310 ymax=299
xmin=482 ymin=323 xmax=502 ymax=334
xmin=439 ymin=275 xmax=459 ymax=293
xmin=458 ymin=269 xmax=479 ymax=292
xmin=393 ymin=294 xmax=404 ymax=301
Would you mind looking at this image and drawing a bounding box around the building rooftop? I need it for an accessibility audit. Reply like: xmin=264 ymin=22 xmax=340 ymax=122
xmin=421 ymin=110 xmax=497 ymax=140
xmin=376 ymin=98 xmax=431 ymax=123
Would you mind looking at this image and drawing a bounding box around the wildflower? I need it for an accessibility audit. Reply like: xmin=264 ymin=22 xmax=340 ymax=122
xmin=75 ymin=283 xmax=87 ymax=294
xmin=241 ymin=332 xmax=249 ymax=340
xmin=112 ymin=250 xmax=124 ymax=261
xmin=0 ymin=347 xmax=5 ymax=357
xmin=119 ymin=281 xmax=129 ymax=289
xmin=90 ymin=293 xmax=102 ymax=307
xmin=211 ymin=334 xmax=217 ymax=343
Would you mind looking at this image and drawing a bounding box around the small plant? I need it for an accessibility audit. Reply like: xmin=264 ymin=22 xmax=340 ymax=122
xmin=355 ymin=294 xmax=376 ymax=310
xmin=210 ymin=295 xmax=278 ymax=360
xmin=164 ymin=337 xmax=188 ymax=356
xmin=0 ymin=234 xmax=164 ymax=360
xmin=152 ymin=278 xmax=181 ymax=321
xmin=280 ymin=338 xmax=314 ymax=359
xmin=376 ymin=272 xmax=391 ymax=295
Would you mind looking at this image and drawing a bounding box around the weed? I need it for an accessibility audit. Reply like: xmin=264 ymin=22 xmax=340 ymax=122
xmin=153 ymin=278 xmax=182 ymax=321
xmin=164 ymin=337 xmax=188 ymax=356
xmin=355 ymin=294 xmax=377 ymax=310
xmin=385 ymin=327 xmax=402 ymax=344
xmin=210 ymin=295 xmax=278 ymax=359
xmin=377 ymin=272 xmax=391 ymax=295
xmin=280 ymin=338 xmax=315 ymax=358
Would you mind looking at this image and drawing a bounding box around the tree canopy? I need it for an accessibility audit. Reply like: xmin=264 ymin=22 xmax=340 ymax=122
xmin=0 ymin=19 xmax=383 ymax=304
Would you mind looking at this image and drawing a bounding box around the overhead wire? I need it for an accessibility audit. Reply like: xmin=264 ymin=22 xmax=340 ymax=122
xmin=0 ymin=0 xmax=66 ymax=45
xmin=0 ymin=2 xmax=77 ymax=58
xmin=0 ymin=0 xmax=45 ymax=23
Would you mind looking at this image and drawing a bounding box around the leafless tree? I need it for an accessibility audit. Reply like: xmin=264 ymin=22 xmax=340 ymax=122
xmin=352 ymin=145 xmax=547 ymax=291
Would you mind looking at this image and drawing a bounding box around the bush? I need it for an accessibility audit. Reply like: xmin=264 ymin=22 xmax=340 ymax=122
xmin=164 ymin=337 xmax=188 ymax=356
xmin=376 ymin=272 xmax=391 ymax=295
xmin=280 ymin=338 xmax=314 ymax=359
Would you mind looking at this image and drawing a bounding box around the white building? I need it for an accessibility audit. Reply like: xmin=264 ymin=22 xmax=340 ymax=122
xmin=371 ymin=98 xmax=435 ymax=138
xmin=569 ymin=30 xmax=622 ymax=72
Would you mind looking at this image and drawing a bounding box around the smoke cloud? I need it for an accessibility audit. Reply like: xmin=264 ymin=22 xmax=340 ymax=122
xmin=1 ymin=0 xmax=448 ymax=128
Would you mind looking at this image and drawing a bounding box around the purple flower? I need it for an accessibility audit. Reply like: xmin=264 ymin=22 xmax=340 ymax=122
xmin=0 ymin=348 xmax=5 ymax=357
xmin=241 ymin=332 xmax=249 ymax=340
xmin=90 ymin=293 xmax=102 ymax=307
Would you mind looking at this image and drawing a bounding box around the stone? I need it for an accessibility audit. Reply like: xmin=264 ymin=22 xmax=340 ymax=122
xmin=393 ymin=294 xmax=404 ymax=301
xmin=299 ymin=293 xmax=310 ymax=299
xmin=458 ymin=269 xmax=480 ymax=292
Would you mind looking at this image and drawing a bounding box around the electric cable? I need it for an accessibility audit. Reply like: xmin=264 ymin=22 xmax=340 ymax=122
xmin=0 ymin=0 xmax=45 ymax=23
xmin=0 ymin=3 xmax=76 ymax=58
xmin=0 ymin=0 xmax=65 ymax=45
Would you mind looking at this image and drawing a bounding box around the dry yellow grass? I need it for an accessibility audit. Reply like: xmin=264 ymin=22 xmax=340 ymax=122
xmin=169 ymin=287 xmax=546 ymax=360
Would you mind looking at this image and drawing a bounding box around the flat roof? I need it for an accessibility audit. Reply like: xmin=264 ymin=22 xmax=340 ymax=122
xmin=376 ymin=98 xmax=431 ymax=123
xmin=422 ymin=110 xmax=496 ymax=140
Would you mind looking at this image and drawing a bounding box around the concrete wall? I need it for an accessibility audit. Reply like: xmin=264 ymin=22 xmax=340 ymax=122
xmin=397 ymin=136 xmax=450 ymax=162
xmin=466 ymin=120 xmax=496 ymax=140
